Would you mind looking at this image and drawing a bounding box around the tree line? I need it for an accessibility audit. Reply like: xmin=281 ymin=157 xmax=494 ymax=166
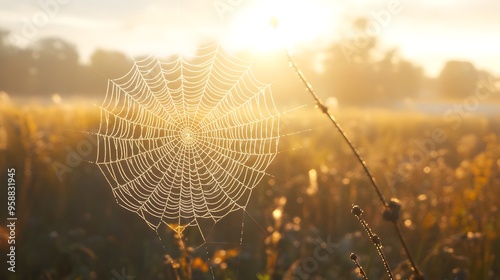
xmin=0 ymin=23 xmax=497 ymax=105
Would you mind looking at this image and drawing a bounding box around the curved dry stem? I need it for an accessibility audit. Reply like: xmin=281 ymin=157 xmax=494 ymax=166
xmin=284 ymin=49 xmax=423 ymax=277
xmin=352 ymin=205 xmax=394 ymax=280
xmin=284 ymin=50 xmax=387 ymax=206
xmin=350 ymin=253 xmax=369 ymax=280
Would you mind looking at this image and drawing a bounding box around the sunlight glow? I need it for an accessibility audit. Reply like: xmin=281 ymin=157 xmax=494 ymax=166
xmin=225 ymin=0 xmax=338 ymax=52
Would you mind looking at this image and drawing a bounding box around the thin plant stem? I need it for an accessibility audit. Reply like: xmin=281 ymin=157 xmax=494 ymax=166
xmin=284 ymin=49 xmax=423 ymax=277
xmin=352 ymin=205 xmax=394 ymax=280
xmin=284 ymin=50 xmax=387 ymax=207
xmin=350 ymin=253 xmax=369 ymax=280
xmin=176 ymin=230 xmax=193 ymax=280
xmin=393 ymin=222 xmax=420 ymax=276
xmin=165 ymin=254 xmax=181 ymax=280
xmin=156 ymin=228 xmax=192 ymax=280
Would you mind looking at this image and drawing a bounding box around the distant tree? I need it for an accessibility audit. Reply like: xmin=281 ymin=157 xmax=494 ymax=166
xmin=0 ymin=31 xmax=125 ymax=96
xmin=0 ymin=29 xmax=10 ymax=54
xmin=90 ymin=49 xmax=132 ymax=79
xmin=321 ymin=20 xmax=423 ymax=106
xmin=349 ymin=17 xmax=378 ymax=63
xmin=322 ymin=42 xmax=375 ymax=105
xmin=374 ymin=49 xmax=423 ymax=100
xmin=438 ymin=60 xmax=478 ymax=99
xmin=322 ymin=17 xmax=386 ymax=105
xmin=476 ymin=70 xmax=500 ymax=100
xmin=0 ymin=29 xmax=36 ymax=94
xmin=32 ymin=37 xmax=80 ymax=95
xmin=78 ymin=49 xmax=133 ymax=94
xmin=0 ymin=29 xmax=12 ymax=91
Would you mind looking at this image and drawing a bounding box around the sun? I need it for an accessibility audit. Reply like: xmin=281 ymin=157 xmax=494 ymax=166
xmin=224 ymin=0 xmax=338 ymax=52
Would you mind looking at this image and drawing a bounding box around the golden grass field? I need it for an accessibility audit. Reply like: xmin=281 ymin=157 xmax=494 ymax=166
xmin=0 ymin=101 xmax=499 ymax=279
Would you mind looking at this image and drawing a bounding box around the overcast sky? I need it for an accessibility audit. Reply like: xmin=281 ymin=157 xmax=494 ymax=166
xmin=1 ymin=0 xmax=499 ymax=77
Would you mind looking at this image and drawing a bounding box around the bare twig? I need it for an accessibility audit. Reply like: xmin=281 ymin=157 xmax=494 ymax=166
xmin=350 ymin=253 xmax=369 ymax=280
xmin=352 ymin=205 xmax=394 ymax=279
xmin=284 ymin=50 xmax=387 ymax=206
xmin=283 ymin=47 xmax=423 ymax=278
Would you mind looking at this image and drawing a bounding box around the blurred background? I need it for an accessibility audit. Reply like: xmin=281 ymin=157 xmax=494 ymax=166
xmin=0 ymin=0 xmax=499 ymax=105
xmin=0 ymin=0 xmax=499 ymax=279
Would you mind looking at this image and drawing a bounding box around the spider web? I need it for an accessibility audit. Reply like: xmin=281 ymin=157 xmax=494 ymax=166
xmin=95 ymin=43 xmax=280 ymax=242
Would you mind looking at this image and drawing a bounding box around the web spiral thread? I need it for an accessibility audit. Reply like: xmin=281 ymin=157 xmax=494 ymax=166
xmin=96 ymin=44 xmax=280 ymax=238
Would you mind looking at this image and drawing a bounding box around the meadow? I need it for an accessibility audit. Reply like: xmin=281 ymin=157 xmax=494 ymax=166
xmin=0 ymin=100 xmax=499 ymax=280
